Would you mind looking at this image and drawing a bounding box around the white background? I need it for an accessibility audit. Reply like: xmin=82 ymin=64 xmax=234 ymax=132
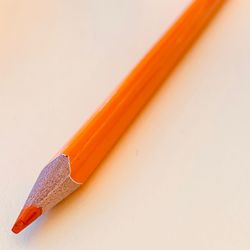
xmin=1 ymin=0 xmax=250 ymax=249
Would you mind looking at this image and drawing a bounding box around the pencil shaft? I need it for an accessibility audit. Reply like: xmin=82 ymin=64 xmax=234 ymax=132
xmin=63 ymin=0 xmax=225 ymax=183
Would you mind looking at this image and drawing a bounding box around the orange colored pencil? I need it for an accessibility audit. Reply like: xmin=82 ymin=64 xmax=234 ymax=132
xmin=12 ymin=0 xmax=225 ymax=234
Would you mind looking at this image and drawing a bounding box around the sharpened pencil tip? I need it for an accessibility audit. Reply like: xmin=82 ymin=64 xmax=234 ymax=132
xmin=12 ymin=206 xmax=42 ymax=234
xmin=12 ymin=220 xmax=26 ymax=234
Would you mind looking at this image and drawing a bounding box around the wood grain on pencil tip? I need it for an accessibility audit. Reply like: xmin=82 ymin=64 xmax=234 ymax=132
xmin=12 ymin=0 xmax=225 ymax=234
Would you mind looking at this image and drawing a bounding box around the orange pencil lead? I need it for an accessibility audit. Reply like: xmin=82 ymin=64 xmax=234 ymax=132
xmin=12 ymin=206 xmax=42 ymax=234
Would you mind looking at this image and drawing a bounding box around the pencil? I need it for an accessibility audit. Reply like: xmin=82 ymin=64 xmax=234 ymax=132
xmin=12 ymin=0 xmax=225 ymax=234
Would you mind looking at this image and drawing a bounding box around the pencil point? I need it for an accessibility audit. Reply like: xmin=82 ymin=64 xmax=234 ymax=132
xmin=12 ymin=206 xmax=42 ymax=234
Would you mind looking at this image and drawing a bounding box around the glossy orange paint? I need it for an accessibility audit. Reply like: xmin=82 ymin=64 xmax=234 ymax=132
xmin=61 ymin=0 xmax=226 ymax=184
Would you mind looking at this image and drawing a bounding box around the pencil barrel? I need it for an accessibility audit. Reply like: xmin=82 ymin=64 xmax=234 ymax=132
xmin=62 ymin=0 xmax=225 ymax=183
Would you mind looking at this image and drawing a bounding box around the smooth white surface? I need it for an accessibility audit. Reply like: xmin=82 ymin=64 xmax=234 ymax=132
xmin=1 ymin=0 xmax=250 ymax=249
